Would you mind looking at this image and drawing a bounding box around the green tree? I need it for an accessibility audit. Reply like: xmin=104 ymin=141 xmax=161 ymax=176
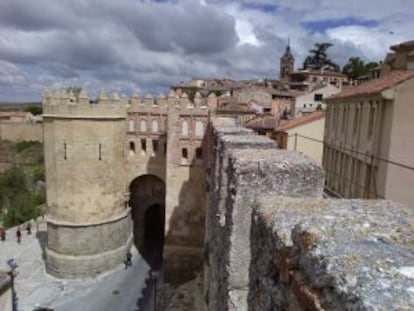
xmin=303 ymin=42 xmax=340 ymax=72
xmin=342 ymin=58 xmax=381 ymax=80
xmin=24 ymin=105 xmax=42 ymax=115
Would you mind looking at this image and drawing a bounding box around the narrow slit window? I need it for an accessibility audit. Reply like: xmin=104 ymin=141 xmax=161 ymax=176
xmin=129 ymin=141 xmax=135 ymax=152
xmin=196 ymin=147 xmax=203 ymax=159
xmin=164 ymin=142 xmax=167 ymax=155
xmin=64 ymin=143 xmax=67 ymax=160
xmin=141 ymin=139 xmax=147 ymax=152
xmin=152 ymin=140 xmax=158 ymax=152
xmin=99 ymin=144 xmax=102 ymax=161
xmin=182 ymin=148 xmax=188 ymax=159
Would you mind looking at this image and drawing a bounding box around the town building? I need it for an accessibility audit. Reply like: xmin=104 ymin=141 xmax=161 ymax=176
xmin=323 ymin=69 xmax=414 ymax=206
xmin=293 ymin=83 xmax=340 ymax=116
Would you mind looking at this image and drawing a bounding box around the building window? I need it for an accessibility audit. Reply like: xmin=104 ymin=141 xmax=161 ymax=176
xmin=263 ymin=108 xmax=271 ymax=113
xmin=141 ymin=139 xmax=146 ymax=152
xmin=151 ymin=120 xmax=158 ymax=133
xmin=196 ymin=147 xmax=203 ymax=159
xmin=152 ymin=140 xmax=158 ymax=153
xmin=195 ymin=121 xmax=204 ymax=137
xmin=314 ymin=94 xmax=323 ymax=101
xmin=129 ymin=141 xmax=135 ymax=152
xmin=140 ymin=120 xmax=147 ymax=132
xmin=181 ymin=121 xmax=189 ymax=137
xmin=353 ymin=104 xmax=360 ymax=135
xmin=182 ymin=148 xmax=188 ymax=159
xmin=368 ymin=103 xmax=375 ymax=139
xmin=129 ymin=120 xmax=135 ymax=132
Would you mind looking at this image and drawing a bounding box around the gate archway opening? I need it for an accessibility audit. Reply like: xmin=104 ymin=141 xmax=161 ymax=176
xmin=129 ymin=175 xmax=165 ymax=270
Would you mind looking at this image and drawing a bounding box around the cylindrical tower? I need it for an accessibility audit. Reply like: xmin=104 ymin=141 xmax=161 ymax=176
xmin=42 ymin=89 xmax=132 ymax=278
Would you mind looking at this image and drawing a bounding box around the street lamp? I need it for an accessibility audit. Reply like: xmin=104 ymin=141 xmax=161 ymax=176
xmin=149 ymin=270 xmax=159 ymax=311
xmin=7 ymin=258 xmax=18 ymax=311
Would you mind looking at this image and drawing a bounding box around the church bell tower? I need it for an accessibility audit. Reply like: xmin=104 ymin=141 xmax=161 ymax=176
xmin=280 ymin=40 xmax=295 ymax=80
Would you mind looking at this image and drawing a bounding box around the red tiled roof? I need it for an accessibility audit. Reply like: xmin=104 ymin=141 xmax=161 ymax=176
xmin=0 ymin=111 xmax=28 ymax=118
xmin=277 ymin=111 xmax=325 ymax=131
xmin=327 ymin=70 xmax=414 ymax=101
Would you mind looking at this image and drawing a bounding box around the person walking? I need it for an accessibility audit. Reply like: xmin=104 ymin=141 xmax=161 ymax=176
xmin=16 ymin=226 xmax=21 ymax=244
xmin=0 ymin=227 xmax=5 ymax=241
xmin=125 ymin=251 xmax=132 ymax=269
xmin=26 ymin=222 xmax=31 ymax=235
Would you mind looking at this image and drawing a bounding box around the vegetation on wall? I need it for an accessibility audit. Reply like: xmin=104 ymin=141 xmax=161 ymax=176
xmin=0 ymin=141 xmax=45 ymax=228
xmin=24 ymin=105 xmax=43 ymax=115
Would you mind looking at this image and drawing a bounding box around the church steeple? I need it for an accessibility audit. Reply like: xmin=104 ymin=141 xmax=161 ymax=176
xmin=280 ymin=39 xmax=295 ymax=80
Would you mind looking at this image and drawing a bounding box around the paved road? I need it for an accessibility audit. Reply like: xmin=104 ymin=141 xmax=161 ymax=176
xmin=0 ymin=221 xmax=154 ymax=311
xmin=51 ymin=252 xmax=153 ymax=311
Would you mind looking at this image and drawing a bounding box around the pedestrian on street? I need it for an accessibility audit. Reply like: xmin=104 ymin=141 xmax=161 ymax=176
xmin=0 ymin=227 xmax=5 ymax=241
xmin=125 ymin=251 xmax=132 ymax=269
xmin=26 ymin=222 xmax=31 ymax=235
xmin=16 ymin=226 xmax=21 ymax=244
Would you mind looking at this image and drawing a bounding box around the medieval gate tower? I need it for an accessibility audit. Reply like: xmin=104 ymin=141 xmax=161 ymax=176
xmin=42 ymin=89 xmax=213 ymax=279
xmin=42 ymin=89 xmax=132 ymax=278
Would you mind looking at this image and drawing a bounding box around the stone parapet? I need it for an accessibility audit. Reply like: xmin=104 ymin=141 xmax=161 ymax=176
xmin=206 ymin=117 xmax=324 ymax=311
xmin=249 ymin=197 xmax=414 ymax=311
xmin=43 ymin=89 xmax=127 ymax=118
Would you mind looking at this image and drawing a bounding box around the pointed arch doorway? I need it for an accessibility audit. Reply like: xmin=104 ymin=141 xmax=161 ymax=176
xmin=129 ymin=175 xmax=165 ymax=270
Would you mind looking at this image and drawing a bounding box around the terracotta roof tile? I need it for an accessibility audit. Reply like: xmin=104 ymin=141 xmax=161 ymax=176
xmin=327 ymin=70 xmax=414 ymax=101
xmin=277 ymin=111 xmax=325 ymax=131
xmin=0 ymin=111 xmax=28 ymax=118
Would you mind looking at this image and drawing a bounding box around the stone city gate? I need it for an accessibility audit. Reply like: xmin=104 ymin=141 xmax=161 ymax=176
xmin=129 ymin=175 xmax=165 ymax=270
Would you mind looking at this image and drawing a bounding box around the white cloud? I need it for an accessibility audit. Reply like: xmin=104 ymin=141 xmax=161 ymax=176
xmin=0 ymin=0 xmax=413 ymax=101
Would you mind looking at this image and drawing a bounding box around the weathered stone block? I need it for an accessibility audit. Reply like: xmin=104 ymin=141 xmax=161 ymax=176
xmin=250 ymin=197 xmax=414 ymax=311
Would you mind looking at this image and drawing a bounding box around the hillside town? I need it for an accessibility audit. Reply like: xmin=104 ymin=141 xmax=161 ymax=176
xmin=0 ymin=1 xmax=413 ymax=310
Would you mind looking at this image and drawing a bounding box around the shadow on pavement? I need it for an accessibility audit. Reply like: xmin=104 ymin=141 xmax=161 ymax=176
xmin=135 ymin=276 xmax=154 ymax=311
xmin=36 ymin=230 xmax=48 ymax=261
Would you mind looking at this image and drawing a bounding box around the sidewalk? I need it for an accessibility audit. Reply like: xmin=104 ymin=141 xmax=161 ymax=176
xmin=0 ymin=220 xmax=149 ymax=311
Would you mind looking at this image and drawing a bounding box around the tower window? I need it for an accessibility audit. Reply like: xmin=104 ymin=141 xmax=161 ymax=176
xmin=129 ymin=141 xmax=135 ymax=152
xmin=181 ymin=121 xmax=189 ymax=137
xmin=152 ymin=140 xmax=159 ymax=153
xmin=63 ymin=143 xmax=67 ymax=160
xmin=164 ymin=142 xmax=167 ymax=155
xmin=99 ymin=143 xmax=102 ymax=161
xmin=141 ymin=139 xmax=146 ymax=152
xmin=196 ymin=147 xmax=203 ymax=159
xmin=182 ymin=148 xmax=188 ymax=159
xmin=314 ymin=94 xmax=323 ymax=101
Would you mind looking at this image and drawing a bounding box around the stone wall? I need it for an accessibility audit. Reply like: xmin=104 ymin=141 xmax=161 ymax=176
xmin=206 ymin=117 xmax=414 ymax=311
xmin=206 ymin=117 xmax=324 ymax=310
xmin=0 ymin=121 xmax=43 ymax=142
xmin=250 ymin=197 xmax=414 ymax=311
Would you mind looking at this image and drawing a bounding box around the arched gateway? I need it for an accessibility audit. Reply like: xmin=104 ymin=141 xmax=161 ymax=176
xmin=129 ymin=175 xmax=165 ymax=269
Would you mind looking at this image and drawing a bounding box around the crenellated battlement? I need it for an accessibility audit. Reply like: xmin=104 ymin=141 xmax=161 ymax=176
xmin=42 ymin=89 xmax=128 ymax=119
xmin=43 ymin=88 xmax=218 ymax=118
xmin=127 ymin=89 xmax=217 ymax=115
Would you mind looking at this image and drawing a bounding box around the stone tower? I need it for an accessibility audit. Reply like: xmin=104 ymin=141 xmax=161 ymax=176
xmin=280 ymin=41 xmax=295 ymax=80
xmin=42 ymin=89 xmax=132 ymax=278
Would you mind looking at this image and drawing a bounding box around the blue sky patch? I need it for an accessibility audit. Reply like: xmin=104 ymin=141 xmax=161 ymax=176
xmin=303 ymin=18 xmax=379 ymax=33
xmin=243 ymin=3 xmax=278 ymax=13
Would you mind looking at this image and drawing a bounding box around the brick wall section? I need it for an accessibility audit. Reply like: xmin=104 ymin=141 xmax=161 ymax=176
xmin=206 ymin=117 xmax=324 ymax=311
xmin=249 ymin=197 xmax=414 ymax=311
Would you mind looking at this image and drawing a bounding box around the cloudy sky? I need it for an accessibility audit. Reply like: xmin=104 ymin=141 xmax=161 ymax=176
xmin=0 ymin=0 xmax=413 ymax=101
